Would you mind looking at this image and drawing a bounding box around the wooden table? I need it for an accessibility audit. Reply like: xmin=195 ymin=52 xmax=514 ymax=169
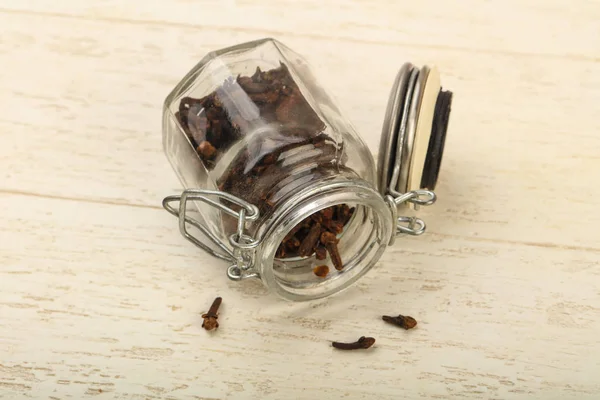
xmin=2 ymin=1 xmax=599 ymax=399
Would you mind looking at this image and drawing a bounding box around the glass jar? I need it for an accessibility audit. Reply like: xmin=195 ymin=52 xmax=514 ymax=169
xmin=162 ymin=38 xmax=453 ymax=301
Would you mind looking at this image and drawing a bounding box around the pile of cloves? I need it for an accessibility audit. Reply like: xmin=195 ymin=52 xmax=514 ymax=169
xmin=176 ymin=63 xmax=356 ymax=273
xmin=276 ymin=204 xmax=355 ymax=275
xmin=175 ymin=62 xmax=326 ymax=173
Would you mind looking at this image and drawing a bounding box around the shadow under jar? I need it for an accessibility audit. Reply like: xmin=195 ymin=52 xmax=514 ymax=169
xmin=162 ymin=38 xmax=453 ymax=301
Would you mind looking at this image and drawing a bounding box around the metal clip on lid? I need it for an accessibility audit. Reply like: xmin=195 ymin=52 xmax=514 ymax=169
xmin=377 ymin=62 xmax=453 ymax=241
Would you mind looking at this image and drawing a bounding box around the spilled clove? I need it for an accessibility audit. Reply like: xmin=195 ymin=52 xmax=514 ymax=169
xmin=201 ymin=297 xmax=222 ymax=331
xmin=332 ymin=336 xmax=376 ymax=350
xmin=382 ymin=314 xmax=417 ymax=330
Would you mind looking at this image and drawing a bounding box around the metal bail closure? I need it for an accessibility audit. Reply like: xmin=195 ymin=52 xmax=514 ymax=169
xmin=377 ymin=62 xmax=453 ymax=241
xmin=378 ymin=62 xmax=453 ymax=199
xmin=162 ymin=189 xmax=261 ymax=281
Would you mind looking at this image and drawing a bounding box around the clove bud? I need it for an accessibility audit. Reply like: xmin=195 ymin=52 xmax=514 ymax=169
xmin=332 ymin=336 xmax=376 ymax=350
xmin=201 ymin=297 xmax=222 ymax=331
xmin=382 ymin=314 xmax=417 ymax=330
xmin=320 ymin=231 xmax=343 ymax=270
xmin=298 ymin=223 xmax=322 ymax=257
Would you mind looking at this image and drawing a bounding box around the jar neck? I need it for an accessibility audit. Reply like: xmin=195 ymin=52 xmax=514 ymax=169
xmin=254 ymin=174 xmax=394 ymax=301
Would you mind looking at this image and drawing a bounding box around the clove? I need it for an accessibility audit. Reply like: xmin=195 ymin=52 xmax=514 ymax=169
xmin=313 ymin=265 xmax=330 ymax=278
xmin=321 ymin=207 xmax=334 ymax=220
xmin=285 ymin=235 xmax=301 ymax=250
xmin=197 ymin=141 xmax=217 ymax=160
xmin=323 ymin=219 xmax=344 ymax=235
xmin=332 ymin=336 xmax=376 ymax=350
xmin=320 ymin=231 xmax=343 ymax=270
xmin=201 ymin=297 xmax=222 ymax=331
xmin=382 ymin=314 xmax=417 ymax=330
xmin=314 ymin=245 xmax=327 ymax=261
xmin=298 ymin=223 xmax=322 ymax=257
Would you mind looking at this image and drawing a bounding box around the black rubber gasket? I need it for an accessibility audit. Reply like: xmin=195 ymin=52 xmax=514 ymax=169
xmin=420 ymin=89 xmax=453 ymax=190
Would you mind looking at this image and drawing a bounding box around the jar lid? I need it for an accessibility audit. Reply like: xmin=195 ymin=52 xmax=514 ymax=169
xmin=377 ymin=63 xmax=453 ymax=198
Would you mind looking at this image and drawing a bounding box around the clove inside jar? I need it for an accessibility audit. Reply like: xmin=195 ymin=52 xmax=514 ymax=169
xmin=162 ymin=38 xmax=452 ymax=301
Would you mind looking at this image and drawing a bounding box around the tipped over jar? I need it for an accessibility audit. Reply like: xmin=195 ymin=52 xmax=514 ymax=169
xmin=162 ymin=38 xmax=453 ymax=301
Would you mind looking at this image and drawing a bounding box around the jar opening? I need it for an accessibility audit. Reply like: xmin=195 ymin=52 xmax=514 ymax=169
xmin=256 ymin=180 xmax=393 ymax=301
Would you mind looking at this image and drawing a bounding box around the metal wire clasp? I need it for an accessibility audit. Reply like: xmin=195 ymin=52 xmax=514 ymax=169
xmin=385 ymin=189 xmax=436 ymax=246
xmin=162 ymin=189 xmax=261 ymax=281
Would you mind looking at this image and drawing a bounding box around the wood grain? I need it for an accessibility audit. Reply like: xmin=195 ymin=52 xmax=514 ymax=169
xmin=1 ymin=1 xmax=599 ymax=399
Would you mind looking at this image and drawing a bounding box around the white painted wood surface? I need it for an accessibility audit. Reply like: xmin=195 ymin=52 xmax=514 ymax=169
xmin=1 ymin=1 xmax=599 ymax=398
